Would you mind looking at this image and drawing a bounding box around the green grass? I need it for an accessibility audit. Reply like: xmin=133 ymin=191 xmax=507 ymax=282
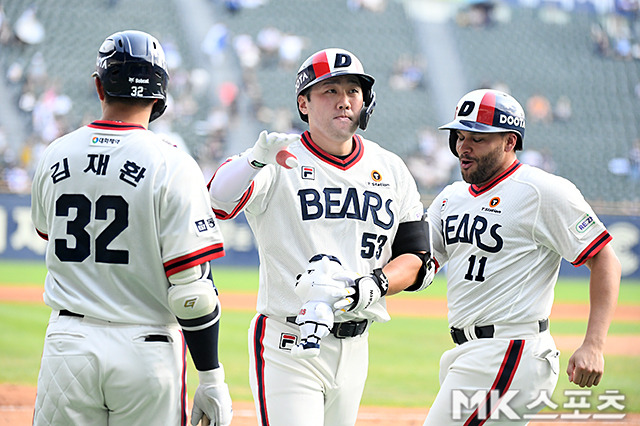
xmin=1 ymin=260 xmax=639 ymax=413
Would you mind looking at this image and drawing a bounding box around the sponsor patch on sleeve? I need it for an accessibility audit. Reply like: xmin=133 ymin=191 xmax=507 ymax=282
xmin=570 ymin=213 xmax=595 ymax=238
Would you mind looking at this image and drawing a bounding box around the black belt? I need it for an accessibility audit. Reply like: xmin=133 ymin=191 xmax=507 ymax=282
xmin=60 ymin=309 xmax=84 ymax=318
xmin=450 ymin=318 xmax=549 ymax=345
xmin=59 ymin=310 xmax=169 ymax=342
xmin=286 ymin=317 xmax=368 ymax=339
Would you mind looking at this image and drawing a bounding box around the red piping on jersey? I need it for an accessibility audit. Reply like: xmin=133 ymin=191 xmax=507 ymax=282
xmin=208 ymin=159 xmax=255 ymax=220
xmin=463 ymin=339 xmax=525 ymax=426
xmin=180 ymin=331 xmax=188 ymax=426
xmin=35 ymin=228 xmax=48 ymax=241
xmin=253 ymin=315 xmax=270 ymax=426
xmin=87 ymin=120 xmax=146 ymax=131
xmin=572 ymin=230 xmax=612 ymax=267
xmin=300 ymin=131 xmax=364 ymax=170
xmin=468 ymin=160 xmax=522 ymax=197
xmin=212 ymin=183 xmax=254 ymax=220
xmin=164 ymin=244 xmax=225 ymax=277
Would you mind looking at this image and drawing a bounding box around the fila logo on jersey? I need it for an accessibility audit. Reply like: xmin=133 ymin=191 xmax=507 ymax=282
xmin=302 ymin=166 xmax=315 ymax=180
xmin=279 ymin=333 xmax=298 ymax=350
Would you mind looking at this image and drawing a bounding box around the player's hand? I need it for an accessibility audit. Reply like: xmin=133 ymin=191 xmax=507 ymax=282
xmin=566 ymin=343 xmax=604 ymax=387
xmin=247 ymin=130 xmax=299 ymax=169
xmin=333 ymin=268 xmax=389 ymax=315
xmin=191 ymin=365 xmax=233 ymax=426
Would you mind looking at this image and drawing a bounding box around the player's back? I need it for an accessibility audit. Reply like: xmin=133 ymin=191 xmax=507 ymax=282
xmin=32 ymin=121 xmax=189 ymax=325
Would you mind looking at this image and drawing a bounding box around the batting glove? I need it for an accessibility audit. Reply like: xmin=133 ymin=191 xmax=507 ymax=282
xmin=191 ymin=365 xmax=233 ymax=426
xmin=247 ymin=130 xmax=299 ymax=169
xmin=333 ymin=268 xmax=389 ymax=315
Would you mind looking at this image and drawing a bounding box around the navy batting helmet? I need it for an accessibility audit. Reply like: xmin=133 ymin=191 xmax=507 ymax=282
xmin=295 ymin=48 xmax=376 ymax=130
xmin=93 ymin=30 xmax=169 ymax=122
xmin=439 ymin=89 xmax=525 ymax=157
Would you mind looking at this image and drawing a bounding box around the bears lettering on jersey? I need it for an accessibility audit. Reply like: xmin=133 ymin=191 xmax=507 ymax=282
xmin=443 ymin=213 xmax=504 ymax=253
xmin=298 ymin=187 xmax=394 ymax=230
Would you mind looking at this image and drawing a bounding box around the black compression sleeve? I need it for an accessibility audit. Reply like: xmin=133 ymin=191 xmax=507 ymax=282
xmin=182 ymin=320 xmax=220 ymax=371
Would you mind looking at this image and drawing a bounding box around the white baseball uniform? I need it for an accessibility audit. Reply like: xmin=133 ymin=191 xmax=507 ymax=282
xmin=209 ymin=131 xmax=424 ymax=426
xmin=31 ymin=120 xmax=224 ymax=425
xmin=424 ymin=160 xmax=612 ymax=425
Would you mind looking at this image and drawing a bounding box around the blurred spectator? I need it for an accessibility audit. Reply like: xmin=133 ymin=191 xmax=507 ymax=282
xmin=553 ymin=95 xmax=572 ymax=121
xmin=256 ymin=26 xmax=282 ymax=67
xmin=14 ymin=4 xmax=45 ymax=45
xmin=406 ymin=127 xmax=457 ymax=191
xmin=456 ymin=1 xmax=496 ymax=27
xmin=519 ymin=148 xmax=556 ymax=173
xmin=389 ymin=55 xmax=425 ymax=90
xmin=526 ymin=93 xmax=552 ymax=123
xmin=278 ymin=33 xmax=305 ymax=70
xmin=347 ymin=0 xmax=387 ymax=12
xmin=201 ymin=23 xmax=229 ymax=65
xmin=0 ymin=4 xmax=14 ymax=45
xmin=234 ymin=34 xmax=261 ymax=70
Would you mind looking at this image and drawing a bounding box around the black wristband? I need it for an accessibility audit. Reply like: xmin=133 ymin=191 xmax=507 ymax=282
xmin=371 ymin=268 xmax=389 ymax=296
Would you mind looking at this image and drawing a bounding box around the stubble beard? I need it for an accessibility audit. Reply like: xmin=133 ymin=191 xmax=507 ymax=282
xmin=460 ymin=145 xmax=504 ymax=185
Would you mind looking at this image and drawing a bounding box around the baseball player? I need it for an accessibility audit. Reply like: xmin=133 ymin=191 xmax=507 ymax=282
xmin=30 ymin=30 xmax=232 ymax=426
xmin=208 ymin=48 xmax=434 ymax=426
xmin=423 ymin=89 xmax=621 ymax=425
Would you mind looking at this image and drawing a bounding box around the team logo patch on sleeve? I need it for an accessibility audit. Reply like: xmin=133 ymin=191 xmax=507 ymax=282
xmin=195 ymin=219 xmax=208 ymax=233
xmin=570 ymin=213 xmax=595 ymax=237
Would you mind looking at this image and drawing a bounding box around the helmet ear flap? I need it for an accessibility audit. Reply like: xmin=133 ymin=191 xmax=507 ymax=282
xmin=358 ymin=90 xmax=376 ymax=130
xmin=448 ymin=131 xmax=458 ymax=157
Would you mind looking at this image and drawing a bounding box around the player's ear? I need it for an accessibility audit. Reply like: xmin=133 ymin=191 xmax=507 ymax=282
xmin=504 ymin=133 xmax=518 ymax=153
xmin=94 ymin=76 xmax=106 ymax=101
xmin=298 ymin=94 xmax=308 ymax=116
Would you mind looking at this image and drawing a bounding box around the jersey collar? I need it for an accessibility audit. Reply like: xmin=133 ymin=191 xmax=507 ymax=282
xmin=469 ymin=160 xmax=522 ymax=197
xmin=301 ymin=131 xmax=364 ymax=170
xmin=88 ymin=120 xmax=146 ymax=131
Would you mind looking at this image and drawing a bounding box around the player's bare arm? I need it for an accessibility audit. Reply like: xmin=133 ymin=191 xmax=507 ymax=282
xmin=567 ymin=243 xmax=621 ymax=387
xmin=384 ymin=253 xmax=424 ymax=295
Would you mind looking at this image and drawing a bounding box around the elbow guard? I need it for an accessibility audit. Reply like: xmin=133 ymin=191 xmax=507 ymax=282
xmin=168 ymin=263 xmax=221 ymax=331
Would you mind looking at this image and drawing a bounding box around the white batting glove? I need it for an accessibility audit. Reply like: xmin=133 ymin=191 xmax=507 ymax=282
xmin=247 ymin=130 xmax=299 ymax=169
xmin=333 ymin=268 xmax=389 ymax=315
xmin=191 ymin=365 xmax=233 ymax=426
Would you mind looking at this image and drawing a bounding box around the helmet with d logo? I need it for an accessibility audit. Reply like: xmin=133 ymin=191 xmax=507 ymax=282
xmin=439 ymin=89 xmax=525 ymax=157
xmin=295 ymin=48 xmax=376 ymax=130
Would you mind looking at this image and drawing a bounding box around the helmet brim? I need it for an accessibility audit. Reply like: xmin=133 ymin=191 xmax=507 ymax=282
xmin=438 ymin=120 xmax=509 ymax=134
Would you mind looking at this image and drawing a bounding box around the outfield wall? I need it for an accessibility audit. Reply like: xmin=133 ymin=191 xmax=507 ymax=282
xmin=1 ymin=193 xmax=639 ymax=279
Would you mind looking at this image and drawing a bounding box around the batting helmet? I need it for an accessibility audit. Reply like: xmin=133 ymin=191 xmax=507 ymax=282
xmin=295 ymin=48 xmax=376 ymax=130
xmin=93 ymin=30 xmax=169 ymax=122
xmin=439 ymin=89 xmax=525 ymax=157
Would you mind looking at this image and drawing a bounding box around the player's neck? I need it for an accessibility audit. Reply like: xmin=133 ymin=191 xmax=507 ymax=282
xmin=307 ymin=133 xmax=354 ymax=157
xmin=100 ymin=104 xmax=151 ymax=129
